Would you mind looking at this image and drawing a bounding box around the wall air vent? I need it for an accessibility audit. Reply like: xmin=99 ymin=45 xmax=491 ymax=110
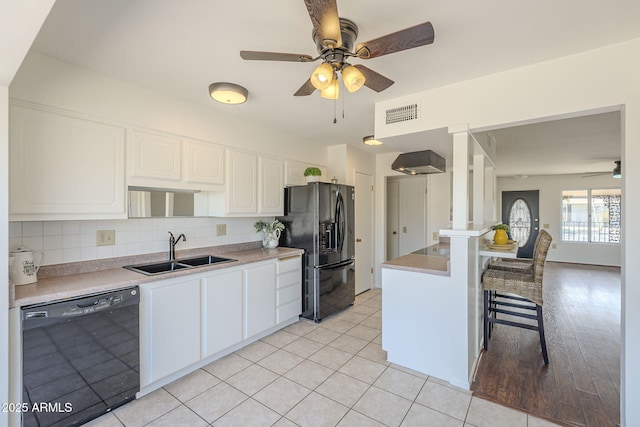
xmin=386 ymin=104 xmax=418 ymax=124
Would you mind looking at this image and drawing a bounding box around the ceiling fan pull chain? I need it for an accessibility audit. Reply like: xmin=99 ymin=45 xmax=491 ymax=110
xmin=333 ymin=97 xmax=337 ymax=124
xmin=342 ymin=91 xmax=345 ymax=119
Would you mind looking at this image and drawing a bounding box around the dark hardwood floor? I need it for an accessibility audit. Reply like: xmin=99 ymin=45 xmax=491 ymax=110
xmin=472 ymin=262 xmax=621 ymax=427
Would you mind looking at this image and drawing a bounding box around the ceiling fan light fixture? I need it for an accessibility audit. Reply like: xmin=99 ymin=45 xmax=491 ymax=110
xmin=342 ymin=65 xmax=366 ymax=93
xmin=209 ymin=82 xmax=248 ymax=104
xmin=362 ymin=135 xmax=382 ymax=146
xmin=310 ymin=62 xmax=334 ymax=90
xmin=320 ymin=75 xmax=340 ymax=99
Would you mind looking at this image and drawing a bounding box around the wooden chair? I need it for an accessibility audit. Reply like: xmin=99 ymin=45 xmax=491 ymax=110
xmin=482 ymin=229 xmax=553 ymax=364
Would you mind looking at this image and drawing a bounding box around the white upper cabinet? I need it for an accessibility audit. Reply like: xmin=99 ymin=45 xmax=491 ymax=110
xmin=9 ymin=102 xmax=126 ymax=220
xmin=183 ymin=139 xmax=224 ymax=185
xmin=130 ymin=130 xmax=181 ymax=182
xmin=226 ymin=150 xmax=258 ymax=214
xmin=128 ymin=130 xmax=225 ymax=191
xmin=209 ymin=150 xmax=284 ymax=216
xmin=285 ymin=160 xmax=308 ymax=186
xmin=259 ymin=157 xmax=285 ymax=215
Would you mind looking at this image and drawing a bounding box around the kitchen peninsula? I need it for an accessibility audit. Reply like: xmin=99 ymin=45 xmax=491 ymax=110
xmin=381 ymin=241 xmax=460 ymax=384
xmin=381 ymin=221 xmax=519 ymax=390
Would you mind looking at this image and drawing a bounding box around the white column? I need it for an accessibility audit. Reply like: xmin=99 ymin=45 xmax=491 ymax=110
xmin=449 ymin=124 xmax=470 ymax=229
xmin=472 ymin=153 xmax=485 ymax=225
xmin=1 ymin=84 xmax=9 ymax=427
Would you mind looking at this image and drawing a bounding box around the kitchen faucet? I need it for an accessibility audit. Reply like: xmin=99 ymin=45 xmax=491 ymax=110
xmin=168 ymin=231 xmax=186 ymax=260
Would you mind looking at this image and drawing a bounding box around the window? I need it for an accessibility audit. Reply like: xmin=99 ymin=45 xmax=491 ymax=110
xmin=562 ymin=189 xmax=621 ymax=243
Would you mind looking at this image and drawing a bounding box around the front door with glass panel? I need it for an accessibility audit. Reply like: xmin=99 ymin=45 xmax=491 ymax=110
xmin=501 ymin=190 xmax=540 ymax=258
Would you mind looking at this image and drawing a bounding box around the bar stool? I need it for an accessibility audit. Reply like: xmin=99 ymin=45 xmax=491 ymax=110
xmin=487 ymin=230 xmax=543 ymax=273
xmin=482 ymin=229 xmax=553 ymax=364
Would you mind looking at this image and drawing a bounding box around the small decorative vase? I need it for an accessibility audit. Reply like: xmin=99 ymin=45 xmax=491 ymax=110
xmin=494 ymin=229 xmax=508 ymax=245
xmin=262 ymin=229 xmax=281 ymax=249
xmin=306 ymin=175 xmax=320 ymax=183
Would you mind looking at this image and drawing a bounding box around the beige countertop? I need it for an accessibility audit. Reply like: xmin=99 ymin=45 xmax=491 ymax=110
xmin=381 ymin=243 xmax=450 ymax=276
xmin=11 ymin=246 xmax=303 ymax=308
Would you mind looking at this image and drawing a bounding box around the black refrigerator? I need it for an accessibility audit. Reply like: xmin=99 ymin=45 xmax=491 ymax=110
xmin=278 ymin=182 xmax=355 ymax=322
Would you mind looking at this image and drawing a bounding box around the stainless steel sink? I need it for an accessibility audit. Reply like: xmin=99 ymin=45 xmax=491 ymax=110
xmin=124 ymin=255 xmax=237 ymax=275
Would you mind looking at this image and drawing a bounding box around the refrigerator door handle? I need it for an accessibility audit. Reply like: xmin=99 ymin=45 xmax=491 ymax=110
xmin=335 ymin=191 xmax=345 ymax=252
xmin=316 ymin=259 xmax=355 ymax=271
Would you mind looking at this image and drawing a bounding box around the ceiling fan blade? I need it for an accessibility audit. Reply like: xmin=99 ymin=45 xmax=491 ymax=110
xmin=304 ymin=0 xmax=342 ymax=48
xmin=582 ymin=171 xmax=609 ymax=178
xmin=356 ymin=22 xmax=434 ymax=59
xmin=354 ymin=65 xmax=394 ymax=92
xmin=294 ymin=79 xmax=317 ymax=96
xmin=240 ymin=50 xmax=314 ymax=62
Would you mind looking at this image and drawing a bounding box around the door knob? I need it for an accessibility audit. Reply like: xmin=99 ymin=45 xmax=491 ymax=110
xmin=356 ymin=238 xmax=362 ymax=243
xmin=392 ymin=231 xmax=397 ymax=235
xmin=534 ymin=227 xmax=539 ymax=230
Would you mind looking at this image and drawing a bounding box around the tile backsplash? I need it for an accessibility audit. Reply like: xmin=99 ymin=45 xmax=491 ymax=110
xmin=9 ymin=217 xmax=266 ymax=266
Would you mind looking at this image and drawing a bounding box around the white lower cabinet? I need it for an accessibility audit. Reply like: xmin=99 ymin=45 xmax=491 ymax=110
xmin=140 ymin=277 xmax=201 ymax=386
xmin=202 ymin=268 xmax=243 ymax=358
xmin=244 ymin=262 xmax=277 ymax=339
xmin=139 ymin=257 xmax=301 ymax=392
xmin=276 ymin=256 xmax=303 ymax=324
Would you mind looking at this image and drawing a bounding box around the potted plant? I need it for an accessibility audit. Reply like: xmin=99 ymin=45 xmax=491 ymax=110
xmin=254 ymin=219 xmax=285 ymax=248
xmin=491 ymin=223 xmax=510 ymax=245
xmin=304 ymin=167 xmax=322 ymax=183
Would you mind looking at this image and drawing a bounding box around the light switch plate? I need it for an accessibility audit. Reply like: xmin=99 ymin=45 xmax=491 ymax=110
xmin=432 ymin=232 xmax=439 ymax=240
xmin=96 ymin=230 xmax=115 ymax=246
xmin=216 ymin=224 xmax=227 ymax=236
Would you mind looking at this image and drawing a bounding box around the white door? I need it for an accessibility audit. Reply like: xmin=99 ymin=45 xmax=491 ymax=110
xmin=386 ymin=180 xmax=400 ymax=260
xmin=355 ymin=172 xmax=374 ymax=294
xmin=399 ymin=177 xmax=427 ymax=255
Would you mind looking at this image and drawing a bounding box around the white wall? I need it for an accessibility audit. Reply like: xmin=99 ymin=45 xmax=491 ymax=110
xmin=346 ymin=145 xmax=376 ymax=183
xmin=374 ymin=38 xmax=640 ymax=426
xmin=1 ymin=84 xmax=9 ymax=427
xmin=1 ymin=3 xmax=56 ymax=425
xmin=327 ymin=144 xmax=376 ymax=186
xmin=498 ymin=174 xmax=621 ymax=266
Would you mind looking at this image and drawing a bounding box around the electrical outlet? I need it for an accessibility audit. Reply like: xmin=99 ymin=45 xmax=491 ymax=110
xmin=552 ymin=243 xmax=557 ymax=249
xmin=216 ymin=224 xmax=227 ymax=236
xmin=402 ymin=226 xmax=407 ymax=233
xmin=432 ymin=232 xmax=439 ymax=240
xmin=96 ymin=230 xmax=115 ymax=246
xmin=543 ymin=223 xmax=550 ymax=228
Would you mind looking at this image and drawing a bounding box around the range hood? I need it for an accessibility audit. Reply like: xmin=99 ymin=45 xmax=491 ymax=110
xmin=391 ymin=150 xmax=446 ymax=175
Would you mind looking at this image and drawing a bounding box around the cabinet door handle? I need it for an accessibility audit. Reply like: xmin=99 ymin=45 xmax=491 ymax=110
xmin=356 ymin=238 xmax=362 ymax=243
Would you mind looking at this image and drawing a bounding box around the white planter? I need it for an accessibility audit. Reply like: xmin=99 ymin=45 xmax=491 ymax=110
xmin=306 ymin=176 xmax=320 ymax=183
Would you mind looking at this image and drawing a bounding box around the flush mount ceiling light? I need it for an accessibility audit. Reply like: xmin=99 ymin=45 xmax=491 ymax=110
xmin=209 ymin=82 xmax=248 ymax=104
xmin=362 ymin=135 xmax=382 ymax=146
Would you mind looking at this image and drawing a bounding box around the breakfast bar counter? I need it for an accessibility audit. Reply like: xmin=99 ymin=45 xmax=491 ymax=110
xmin=380 ymin=242 xmax=450 ymax=276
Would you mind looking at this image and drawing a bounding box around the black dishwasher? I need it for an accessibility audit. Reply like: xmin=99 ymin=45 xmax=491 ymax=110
xmin=21 ymin=287 xmax=140 ymax=427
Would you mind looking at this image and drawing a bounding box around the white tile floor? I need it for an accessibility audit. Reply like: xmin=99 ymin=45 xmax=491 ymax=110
xmin=86 ymin=289 xmax=562 ymax=427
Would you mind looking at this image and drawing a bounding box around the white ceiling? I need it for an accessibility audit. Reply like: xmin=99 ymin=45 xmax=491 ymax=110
xmin=26 ymin=0 xmax=638 ymax=174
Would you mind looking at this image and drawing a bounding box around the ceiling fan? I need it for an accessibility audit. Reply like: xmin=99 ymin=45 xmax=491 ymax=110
xmin=239 ymin=0 xmax=435 ymax=99
xmin=582 ymin=160 xmax=622 ymax=178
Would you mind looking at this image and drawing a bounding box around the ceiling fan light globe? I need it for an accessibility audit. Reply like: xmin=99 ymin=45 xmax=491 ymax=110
xmin=342 ymin=65 xmax=366 ymax=93
xmin=310 ymin=63 xmax=334 ymax=90
xmin=320 ymin=78 xmax=340 ymax=99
